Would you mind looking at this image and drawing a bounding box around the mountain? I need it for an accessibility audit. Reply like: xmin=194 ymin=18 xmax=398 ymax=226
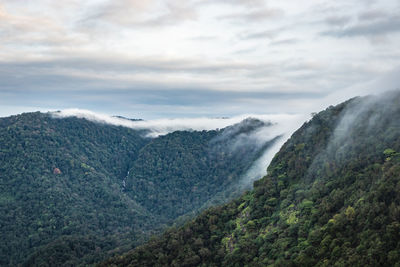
xmin=101 ymin=91 xmax=400 ymax=266
xmin=126 ymin=118 xmax=277 ymax=223
xmin=0 ymin=112 xmax=277 ymax=266
xmin=112 ymin=116 xmax=143 ymax=121
xmin=0 ymin=112 xmax=152 ymax=266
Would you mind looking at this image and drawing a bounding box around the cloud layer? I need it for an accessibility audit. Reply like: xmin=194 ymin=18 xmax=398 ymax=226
xmin=0 ymin=0 xmax=399 ymax=118
xmin=52 ymin=108 xmax=305 ymax=137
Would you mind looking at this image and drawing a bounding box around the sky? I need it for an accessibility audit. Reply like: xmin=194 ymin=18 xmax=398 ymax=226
xmin=1 ymin=0 xmax=400 ymax=119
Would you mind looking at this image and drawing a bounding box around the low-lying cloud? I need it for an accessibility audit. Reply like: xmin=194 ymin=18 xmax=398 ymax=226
xmin=306 ymin=89 xmax=400 ymax=182
xmin=52 ymin=108 xmax=305 ymax=138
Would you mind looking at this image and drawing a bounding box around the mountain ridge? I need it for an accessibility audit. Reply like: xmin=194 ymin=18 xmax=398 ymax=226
xmin=100 ymin=91 xmax=400 ymax=266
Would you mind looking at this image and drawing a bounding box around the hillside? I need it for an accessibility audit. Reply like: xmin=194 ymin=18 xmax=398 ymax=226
xmin=0 ymin=112 xmax=153 ymax=266
xmin=101 ymin=91 xmax=400 ymax=266
xmin=0 ymin=112 xmax=277 ymax=266
xmin=126 ymin=118 xmax=277 ymax=222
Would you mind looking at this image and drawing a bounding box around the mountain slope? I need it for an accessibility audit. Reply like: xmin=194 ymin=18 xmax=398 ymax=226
xmin=0 ymin=113 xmax=277 ymax=266
xmin=0 ymin=112 xmax=153 ymax=266
xmin=126 ymin=118 xmax=277 ymax=222
xmin=101 ymin=91 xmax=400 ymax=266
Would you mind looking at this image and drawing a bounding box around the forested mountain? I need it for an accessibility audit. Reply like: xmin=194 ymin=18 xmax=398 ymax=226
xmin=102 ymin=91 xmax=400 ymax=266
xmin=126 ymin=118 xmax=277 ymax=222
xmin=0 ymin=112 xmax=277 ymax=266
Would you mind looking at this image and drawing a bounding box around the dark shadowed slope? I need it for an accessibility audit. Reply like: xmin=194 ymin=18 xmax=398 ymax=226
xmin=101 ymin=91 xmax=400 ymax=266
xmin=0 ymin=112 xmax=153 ymax=266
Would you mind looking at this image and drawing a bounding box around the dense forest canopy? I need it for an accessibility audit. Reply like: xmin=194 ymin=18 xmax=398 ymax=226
xmin=0 ymin=112 xmax=277 ymax=266
xmin=101 ymin=91 xmax=400 ymax=266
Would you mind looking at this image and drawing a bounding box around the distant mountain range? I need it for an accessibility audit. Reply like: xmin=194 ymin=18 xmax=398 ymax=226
xmin=112 ymin=115 xmax=144 ymax=121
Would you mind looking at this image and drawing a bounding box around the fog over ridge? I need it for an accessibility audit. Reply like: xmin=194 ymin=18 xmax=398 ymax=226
xmin=52 ymin=108 xmax=306 ymax=138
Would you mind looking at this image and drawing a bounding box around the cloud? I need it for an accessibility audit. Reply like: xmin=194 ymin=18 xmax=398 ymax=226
xmin=208 ymin=115 xmax=307 ymax=189
xmin=0 ymin=54 xmax=340 ymax=95
xmin=187 ymin=35 xmax=218 ymax=41
xmin=196 ymin=0 xmax=266 ymax=8
xmin=238 ymin=28 xmax=283 ymax=40
xmin=52 ymin=108 xmax=305 ymax=137
xmin=1 ymin=52 xmax=386 ymax=119
xmin=0 ymin=2 xmax=83 ymax=47
xmin=270 ymin=38 xmax=299 ymax=46
xmin=1 ymin=0 xmax=399 ymax=121
xmin=0 ymin=56 xmax=269 ymax=76
xmin=324 ymin=15 xmax=352 ymax=27
xmin=216 ymin=0 xmax=266 ymax=7
xmin=306 ymin=89 xmax=400 ymax=182
xmin=358 ymin=9 xmax=387 ymax=21
xmin=82 ymin=0 xmax=198 ymax=28
xmin=312 ymin=66 xmax=400 ymax=114
xmin=0 ymin=78 xmax=323 ymax=118
xmin=218 ymin=8 xmax=283 ymax=22
xmin=321 ymin=14 xmax=400 ymax=38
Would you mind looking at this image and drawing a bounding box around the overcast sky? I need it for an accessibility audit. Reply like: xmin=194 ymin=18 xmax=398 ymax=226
xmin=1 ymin=0 xmax=400 ymax=119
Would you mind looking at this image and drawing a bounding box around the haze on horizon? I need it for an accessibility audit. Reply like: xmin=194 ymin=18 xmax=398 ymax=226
xmin=0 ymin=0 xmax=400 ymax=119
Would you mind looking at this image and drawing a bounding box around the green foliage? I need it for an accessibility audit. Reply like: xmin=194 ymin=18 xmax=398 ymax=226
xmin=126 ymin=125 xmax=269 ymax=221
xmin=384 ymin=148 xmax=396 ymax=156
xmin=103 ymin=91 xmax=400 ymax=266
xmin=0 ymin=112 xmax=152 ymax=266
xmin=0 ymin=113 xmax=272 ymax=266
